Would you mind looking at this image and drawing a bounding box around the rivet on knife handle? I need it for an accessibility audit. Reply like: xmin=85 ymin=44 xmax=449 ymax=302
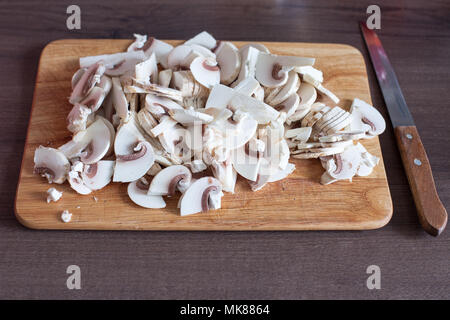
xmin=395 ymin=126 xmax=448 ymax=236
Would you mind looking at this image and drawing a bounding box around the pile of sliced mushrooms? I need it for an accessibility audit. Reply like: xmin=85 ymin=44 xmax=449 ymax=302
xmin=34 ymin=31 xmax=386 ymax=216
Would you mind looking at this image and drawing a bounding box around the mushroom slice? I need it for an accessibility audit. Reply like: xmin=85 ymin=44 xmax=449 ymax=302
xmin=313 ymin=107 xmax=345 ymax=133
xmin=231 ymin=142 xmax=262 ymax=181
xmin=167 ymin=45 xmax=194 ymax=70
xmin=158 ymin=69 xmax=173 ymax=87
xmin=179 ymin=177 xmax=223 ymax=216
xmin=96 ymin=115 xmax=115 ymax=156
xmin=233 ymin=77 xmax=260 ymax=96
xmin=324 ymin=145 xmax=362 ymax=180
xmin=71 ymin=68 xmax=85 ymax=89
xmin=350 ymin=98 xmax=386 ymax=137
xmin=67 ymin=104 xmax=92 ymax=133
xmin=255 ymin=53 xmax=315 ymax=88
xmin=270 ymin=71 xmax=300 ymax=106
xmin=300 ymin=103 xmax=329 ymax=127
xmin=215 ymin=41 xmax=241 ymax=85
xmin=228 ymin=93 xmax=279 ymax=124
xmin=126 ymin=33 xmax=148 ymax=52
xmin=69 ymin=61 xmax=105 ymax=104
xmin=127 ymin=180 xmax=166 ymax=209
xmin=184 ymin=31 xmax=217 ymax=50
xmin=150 ymin=116 xmax=178 ymax=137
xmin=205 ymin=84 xmax=235 ymax=109
xmin=318 ymin=130 xmax=367 ymax=143
xmin=34 ymin=146 xmax=70 ymax=184
xmin=238 ymin=43 xmax=270 ymax=54
xmin=232 ymin=46 xmax=259 ymax=87
xmin=148 ymin=165 xmax=192 ymax=196
xmin=81 ymin=160 xmax=114 ymax=190
xmin=134 ymin=37 xmax=174 ymax=68
xmin=285 ymin=127 xmax=312 ymax=143
xmin=135 ymin=53 xmax=158 ymax=84
xmin=190 ymin=56 xmax=220 ymax=89
xmin=145 ymin=94 xmax=184 ymax=120
xmin=80 ymin=51 xmax=146 ymax=76
xmin=79 ymin=86 xmax=106 ymax=112
xmin=158 ymin=125 xmax=189 ymax=160
xmin=113 ymin=141 xmax=155 ymax=183
xmin=126 ymin=80 xmax=183 ymax=102
xmin=79 ymin=118 xmax=111 ymax=164
xmin=68 ymin=169 xmax=92 ymax=195
xmin=354 ymin=142 xmax=380 ymax=177
xmin=169 ymin=108 xmax=213 ymax=125
xmin=111 ymin=77 xmax=129 ymax=120
xmin=274 ymin=93 xmax=300 ymax=118
xmin=207 ymin=155 xmax=237 ymax=193
xmin=267 ymin=163 xmax=296 ymax=182
xmin=297 ymin=82 xmax=317 ymax=109
xmin=296 ymin=66 xmax=339 ymax=104
xmin=324 ymin=111 xmax=352 ymax=134
xmin=292 ymin=146 xmax=346 ymax=159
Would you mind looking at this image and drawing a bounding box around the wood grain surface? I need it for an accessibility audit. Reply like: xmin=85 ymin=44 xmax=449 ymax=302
xmin=15 ymin=39 xmax=392 ymax=230
xmin=395 ymin=126 xmax=448 ymax=235
xmin=1 ymin=0 xmax=449 ymax=299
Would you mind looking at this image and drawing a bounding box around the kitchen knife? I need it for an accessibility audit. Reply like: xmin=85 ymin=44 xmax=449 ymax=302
xmin=360 ymin=22 xmax=447 ymax=236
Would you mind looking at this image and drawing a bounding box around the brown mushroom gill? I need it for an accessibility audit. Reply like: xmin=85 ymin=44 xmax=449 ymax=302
xmin=333 ymin=154 xmax=343 ymax=174
xmin=167 ymin=174 xmax=188 ymax=197
xmin=361 ymin=117 xmax=376 ymax=132
xmin=109 ymin=59 xmax=126 ymax=70
xmin=272 ymin=63 xmax=283 ymax=80
xmin=84 ymin=163 xmax=98 ymax=179
xmin=201 ymin=185 xmax=218 ymax=212
xmin=83 ymin=62 xmax=104 ymax=96
xmin=202 ymin=60 xmax=220 ymax=72
xmin=116 ymin=142 xmax=148 ymax=161
xmin=140 ymin=37 xmax=155 ymax=52
xmin=136 ymin=179 xmax=149 ymax=191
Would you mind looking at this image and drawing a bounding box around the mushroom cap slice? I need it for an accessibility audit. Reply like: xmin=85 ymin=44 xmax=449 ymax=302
xmin=228 ymin=93 xmax=279 ymax=124
xmin=325 ymin=145 xmax=362 ymax=180
xmin=231 ymin=143 xmax=262 ymax=181
xmin=215 ymin=41 xmax=241 ymax=85
xmin=148 ymin=165 xmax=192 ymax=196
xmin=169 ymin=108 xmax=213 ymax=125
xmin=179 ymin=176 xmax=222 ymax=216
xmin=255 ymin=53 xmax=315 ymax=88
xmin=238 ymin=43 xmax=270 ymax=54
xmin=96 ymin=115 xmax=116 ymax=156
xmin=79 ymin=86 xmax=106 ymax=112
xmin=111 ymin=77 xmax=129 ymax=120
xmin=127 ymin=180 xmax=166 ymax=209
xmin=137 ymin=37 xmax=174 ymax=69
xmin=81 ymin=160 xmax=114 ymax=190
xmin=68 ymin=170 xmax=92 ymax=195
xmin=233 ymin=77 xmax=260 ymax=97
xmin=34 ymin=146 xmax=70 ymax=184
xmin=113 ymin=140 xmax=155 ymax=182
xmin=71 ymin=68 xmax=85 ymax=89
xmin=127 ymin=33 xmax=148 ymax=52
xmin=145 ymin=94 xmax=184 ymax=120
xmin=232 ymin=46 xmax=260 ymax=87
xmin=267 ymin=162 xmax=296 ymax=182
xmin=79 ymin=118 xmax=111 ymax=164
xmin=167 ymin=45 xmax=194 ymax=70
xmin=80 ymin=51 xmax=146 ymax=76
xmin=69 ymin=61 xmax=105 ymax=104
xmin=67 ymin=104 xmax=92 ymax=133
xmin=270 ymin=71 xmax=300 ymax=106
xmin=205 ymin=84 xmax=235 ymax=109
xmin=350 ymin=98 xmax=386 ymax=137
xmin=135 ymin=53 xmax=158 ymax=84
xmin=297 ymin=82 xmax=317 ymax=109
xmin=184 ymin=31 xmax=217 ymax=50
xmin=190 ymin=56 xmax=220 ymax=89
xmin=274 ymin=93 xmax=300 ymax=118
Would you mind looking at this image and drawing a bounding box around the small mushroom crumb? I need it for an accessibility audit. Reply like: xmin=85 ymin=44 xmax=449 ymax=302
xmin=76 ymin=206 xmax=81 ymax=209
xmin=61 ymin=210 xmax=72 ymax=223
xmin=93 ymin=196 xmax=98 ymax=202
xmin=46 ymin=187 xmax=62 ymax=203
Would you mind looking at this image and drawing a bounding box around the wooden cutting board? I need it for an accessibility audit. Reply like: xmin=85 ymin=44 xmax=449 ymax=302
xmin=15 ymin=39 xmax=393 ymax=230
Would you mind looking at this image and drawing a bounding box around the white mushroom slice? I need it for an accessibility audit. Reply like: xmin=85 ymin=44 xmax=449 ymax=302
xmin=148 ymin=165 xmax=192 ymax=196
xmin=158 ymin=69 xmax=172 ymax=87
xmin=133 ymin=37 xmax=174 ymax=68
xmin=167 ymin=45 xmax=194 ymax=70
xmin=67 ymin=104 xmax=92 ymax=133
xmin=127 ymin=180 xmax=166 ymax=209
xmin=297 ymin=82 xmax=317 ymax=109
xmin=325 ymin=145 xmax=362 ymax=180
xmin=238 ymin=43 xmax=270 ymax=54
xmin=169 ymin=108 xmax=213 ymax=125
xmin=96 ymin=115 xmax=115 ymax=156
xmin=111 ymin=77 xmax=129 ymax=120
xmin=135 ymin=53 xmax=158 ymax=84
xmin=292 ymin=145 xmax=346 ymax=159
xmin=314 ymin=107 xmax=345 ymax=133
xmin=274 ymin=93 xmax=300 ymax=118
xmin=126 ymin=81 xmax=183 ymax=102
xmin=113 ymin=141 xmax=155 ymax=182
xmin=233 ymin=77 xmax=260 ymax=96
xmin=71 ymin=68 xmax=85 ymax=89
xmin=296 ymin=140 xmax=353 ymax=150
xmin=324 ymin=111 xmax=352 ymax=134
xmin=205 ymin=84 xmax=235 ymax=109
xmin=158 ymin=125 xmax=189 ymax=160
xmin=81 ymin=160 xmax=114 ymax=190
xmin=185 ymin=159 xmax=207 ymax=173
xmin=34 ymin=146 xmax=70 ymax=184
xmin=318 ymin=130 xmax=367 ymax=143
xmin=184 ymin=31 xmax=217 ymax=50
xmin=80 ymin=51 xmax=146 ymax=76
xmin=188 ymin=44 xmax=216 ymax=59
xmin=69 ymin=62 xmax=105 ymax=104
xmin=137 ymin=108 xmax=158 ymax=136
xmin=295 ymin=66 xmax=323 ymax=83
xmin=354 ymin=142 xmax=380 ymax=177
xmin=190 ymin=56 xmax=220 ymax=89
xmin=300 ymin=103 xmax=329 ymax=127
xmin=270 ymin=71 xmax=300 ymax=106
xmin=145 ymin=94 xmax=184 ymax=120
xmin=231 ymin=143 xmax=262 ymax=181
xmin=210 ymin=157 xmax=237 ymax=193
xmin=317 ymin=85 xmax=340 ymax=104
xmin=267 ymin=163 xmax=296 ymax=182
xmin=179 ymin=177 xmax=222 ymax=216
xmin=98 ymin=75 xmax=112 ymax=96
xmin=215 ymin=41 xmax=241 ymax=85
xmin=150 ymin=116 xmax=178 ymax=137
xmin=286 ymin=104 xmax=311 ymax=125
xmin=350 ymin=98 xmax=386 ymax=137
xmin=285 ymin=127 xmax=312 ymax=143
xmin=126 ymin=33 xmax=148 ymax=52
xmin=232 ymin=46 xmax=259 ymax=87
xmin=253 ymin=84 xmax=265 ymax=101
xmin=78 ymin=119 xmax=111 ymax=164
xmin=228 ymin=93 xmax=279 ymax=124
xmin=79 ymin=86 xmax=106 ymax=112
xmin=255 ymin=53 xmax=315 ymax=88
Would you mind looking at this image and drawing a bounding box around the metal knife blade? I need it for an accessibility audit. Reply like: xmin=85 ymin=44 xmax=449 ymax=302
xmin=359 ymin=22 xmax=415 ymax=127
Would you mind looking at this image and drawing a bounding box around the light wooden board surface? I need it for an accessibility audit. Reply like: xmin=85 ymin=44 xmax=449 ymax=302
xmin=14 ymin=39 xmax=393 ymax=230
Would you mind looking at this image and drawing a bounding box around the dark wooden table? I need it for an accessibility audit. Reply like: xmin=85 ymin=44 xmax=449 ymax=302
xmin=0 ymin=0 xmax=449 ymax=299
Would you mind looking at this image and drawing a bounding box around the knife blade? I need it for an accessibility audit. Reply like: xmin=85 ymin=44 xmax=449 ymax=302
xmin=360 ymin=22 xmax=447 ymax=236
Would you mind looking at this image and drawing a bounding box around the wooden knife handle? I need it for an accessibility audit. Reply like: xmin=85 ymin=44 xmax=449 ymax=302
xmin=395 ymin=126 xmax=448 ymax=236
